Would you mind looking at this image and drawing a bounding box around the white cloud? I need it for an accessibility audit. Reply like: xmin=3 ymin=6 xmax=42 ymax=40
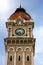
xmin=0 ymin=0 xmax=9 ymax=14
xmin=34 ymin=26 xmax=43 ymax=65
xmin=34 ymin=26 xmax=43 ymax=54
xmin=0 ymin=54 xmax=5 ymax=65
xmin=0 ymin=0 xmax=21 ymax=20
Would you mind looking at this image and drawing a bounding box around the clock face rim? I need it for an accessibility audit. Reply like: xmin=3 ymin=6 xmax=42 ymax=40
xmin=15 ymin=28 xmax=25 ymax=36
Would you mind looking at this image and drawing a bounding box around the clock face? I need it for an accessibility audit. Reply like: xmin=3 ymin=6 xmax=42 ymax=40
xmin=15 ymin=28 xmax=25 ymax=36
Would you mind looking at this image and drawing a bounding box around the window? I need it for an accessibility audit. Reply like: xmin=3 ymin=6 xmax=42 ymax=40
xmin=18 ymin=56 xmax=21 ymax=61
xmin=16 ymin=40 xmax=19 ymax=43
xmin=10 ymin=56 xmax=12 ymax=61
xmin=12 ymin=40 xmax=15 ymax=43
xmin=8 ymin=28 xmax=11 ymax=37
xmin=20 ymin=40 xmax=23 ymax=43
xmin=24 ymin=40 xmax=27 ymax=43
xmin=27 ymin=56 xmax=29 ymax=61
xmin=29 ymin=28 xmax=31 ymax=37
xmin=7 ymin=40 xmax=11 ymax=43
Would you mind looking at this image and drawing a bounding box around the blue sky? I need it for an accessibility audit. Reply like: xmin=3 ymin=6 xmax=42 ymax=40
xmin=0 ymin=0 xmax=43 ymax=65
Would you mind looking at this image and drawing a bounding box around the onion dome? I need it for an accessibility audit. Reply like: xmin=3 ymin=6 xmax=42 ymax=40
xmin=9 ymin=6 xmax=31 ymax=20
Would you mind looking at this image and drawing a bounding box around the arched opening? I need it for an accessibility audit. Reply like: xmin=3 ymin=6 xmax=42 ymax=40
xmin=18 ymin=56 xmax=21 ymax=61
xmin=10 ymin=56 xmax=12 ymax=61
xmin=27 ymin=56 xmax=29 ymax=61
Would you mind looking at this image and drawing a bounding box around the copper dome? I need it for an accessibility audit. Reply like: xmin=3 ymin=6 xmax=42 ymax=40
xmin=9 ymin=7 xmax=31 ymax=20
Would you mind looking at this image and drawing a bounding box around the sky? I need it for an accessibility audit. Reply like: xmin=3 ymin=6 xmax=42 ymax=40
xmin=0 ymin=0 xmax=43 ymax=65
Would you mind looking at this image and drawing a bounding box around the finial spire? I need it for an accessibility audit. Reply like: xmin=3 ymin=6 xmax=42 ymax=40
xmin=20 ymin=4 xmax=21 ymax=8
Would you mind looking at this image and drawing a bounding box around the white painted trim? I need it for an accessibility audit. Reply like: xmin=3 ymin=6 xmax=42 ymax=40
xmin=7 ymin=20 xmax=14 ymax=22
xmin=24 ymin=47 xmax=31 ymax=51
xmin=8 ymin=47 xmax=14 ymax=51
xmin=16 ymin=47 xmax=23 ymax=52
xmin=23 ymin=20 xmax=26 ymax=23
xmin=14 ymin=20 xmax=16 ymax=23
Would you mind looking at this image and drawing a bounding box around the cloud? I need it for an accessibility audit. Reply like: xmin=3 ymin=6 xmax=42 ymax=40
xmin=34 ymin=26 xmax=43 ymax=65
xmin=34 ymin=26 xmax=43 ymax=53
xmin=0 ymin=0 xmax=9 ymax=14
xmin=0 ymin=54 xmax=5 ymax=65
xmin=0 ymin=0 xmax=21 ymax=20
xmin=34 ymin=52 xmax=43 ymax=65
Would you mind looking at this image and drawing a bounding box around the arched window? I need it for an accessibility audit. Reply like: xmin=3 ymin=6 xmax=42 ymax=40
xmin=18 ymin=56 xmax=21 ymax=61
xmin=29 ymin=28 xmax=31 ymax=37
xmin=27 ymin=56 xmax=29 ymax=61
xmin=10 ymin=56 xmax=12 ymax=61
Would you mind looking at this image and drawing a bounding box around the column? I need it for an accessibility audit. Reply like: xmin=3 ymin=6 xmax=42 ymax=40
xmin=31 ymin=52 xmax=34 ymax=65
xmin=14 ymin=52 xmax=16 ymax=65
xmin=23 ymin=51 xmax=25 ymax=65
xmin=5 ymin=52 xmax=8 ymax=65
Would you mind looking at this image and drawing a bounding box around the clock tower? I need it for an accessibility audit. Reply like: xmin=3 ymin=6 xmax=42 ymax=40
xmin=4 ymin=6 xmax=35 ymax=65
